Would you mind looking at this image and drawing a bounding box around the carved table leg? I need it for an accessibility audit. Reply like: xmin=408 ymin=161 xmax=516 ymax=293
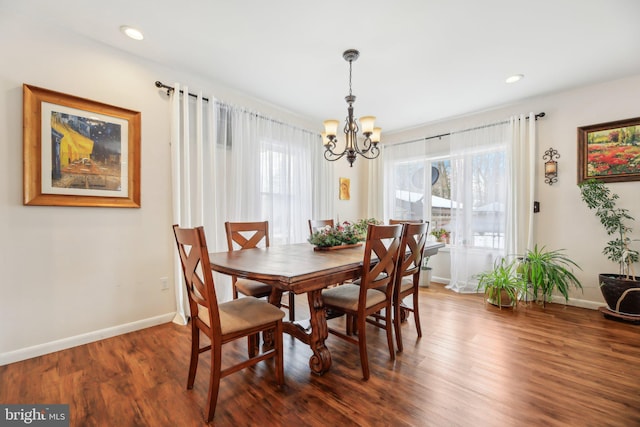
xmin=307 ymin=289 xmax=331 ymax=375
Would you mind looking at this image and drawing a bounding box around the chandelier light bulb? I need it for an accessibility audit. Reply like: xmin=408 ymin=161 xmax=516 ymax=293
xmin=359 ymin=116 xmax=376 ymax=134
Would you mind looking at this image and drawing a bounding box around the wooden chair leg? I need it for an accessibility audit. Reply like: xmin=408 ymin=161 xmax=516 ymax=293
xmin=357 ymin=315 xmax=370 ymax=380
xmin=394 ymin=299 xmax=404 ymax=353
xmin=274 ymin=321 xmax=284 ymax=387
xmin=248 ymin=333 xmax=259 ymax=358
xmin=413 ymin=291 xmax=422 ymax=338
xmin=346 ymin=314 xmax=354 ymax=335
xmin=288 ymin=292 xmax=296 ymax=322
xmin=187 ymin=323 xmax=200 ymax=389
xmin=205 ymin=344 xmax=223 ymax=422
xmin=385 ymin=305 xmax=396 ymax=360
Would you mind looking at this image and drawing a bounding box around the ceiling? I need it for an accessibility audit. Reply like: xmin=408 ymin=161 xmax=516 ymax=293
xmin=6 ymin=0 xmax=640 ymax=133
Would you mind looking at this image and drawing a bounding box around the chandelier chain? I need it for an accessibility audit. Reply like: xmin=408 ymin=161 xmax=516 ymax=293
xmin=348 ymin=60 xmax=353 ymax=97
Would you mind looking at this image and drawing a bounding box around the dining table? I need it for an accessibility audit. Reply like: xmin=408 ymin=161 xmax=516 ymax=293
xmin=209 ymin=240 xmax=445 ymax=375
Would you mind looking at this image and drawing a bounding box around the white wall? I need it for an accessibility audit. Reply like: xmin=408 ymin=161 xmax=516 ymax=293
xmin=0 ymin=11 xmax=316 ymax=364
xmin=384 ymin=74 xmax=640 ymax=309
xmin=333 ymin=158 xmax=369 ymax=223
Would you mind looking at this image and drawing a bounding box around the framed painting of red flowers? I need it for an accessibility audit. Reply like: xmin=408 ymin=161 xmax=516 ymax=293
xmin=578 ymin=117 xmax=640 ymax=183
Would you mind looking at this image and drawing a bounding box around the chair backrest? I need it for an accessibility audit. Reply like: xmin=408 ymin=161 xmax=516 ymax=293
xmin=308 ymin=219 xmax=334 ymax=236
xmin=225 ymin=221 xmax=270 ymax=251
xmin=173 ymin=224 xmax=220 ymax=337
xmin=359 ymin=224 xmax=403 ymax=300
xmin=395 ymin=222 xmax=429 ymax=282
xmin=389 ymin=219 xmax=424 ymax=225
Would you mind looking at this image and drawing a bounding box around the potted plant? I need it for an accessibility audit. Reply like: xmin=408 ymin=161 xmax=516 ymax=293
xmin=519 ymin=245 xmax=583 ymax=307
xmin=430 ymin=228 xmax=450 ymax=243
xmin=579 ymin=179 xmax=640 ymax=318
xmin=475 ymin=257 xmax=526 ymax=309
xmin=420 ymin=256 xmax=432 ymax=288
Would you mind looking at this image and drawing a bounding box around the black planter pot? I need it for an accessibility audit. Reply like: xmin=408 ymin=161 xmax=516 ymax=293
xmin=599 ymin=274 xmax=640 ymax=318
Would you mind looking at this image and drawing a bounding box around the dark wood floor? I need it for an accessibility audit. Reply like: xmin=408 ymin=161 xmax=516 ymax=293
xmin=2 ymin=283 xmax=639 ymax=426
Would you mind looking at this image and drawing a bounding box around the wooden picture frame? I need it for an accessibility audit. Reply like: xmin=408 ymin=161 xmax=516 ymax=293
xmin=23 ymin=84 xmax=141 ymax=207
xmin=577 ymin=117 xmax=640 ymax=184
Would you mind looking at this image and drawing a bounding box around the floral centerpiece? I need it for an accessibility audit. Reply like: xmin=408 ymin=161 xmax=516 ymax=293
xmin=308 ymin=218 xmax=382 ymax=248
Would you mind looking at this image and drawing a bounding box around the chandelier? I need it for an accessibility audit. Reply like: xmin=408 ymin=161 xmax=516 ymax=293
xmin=322 ymin=49 xmax=381 ymax=167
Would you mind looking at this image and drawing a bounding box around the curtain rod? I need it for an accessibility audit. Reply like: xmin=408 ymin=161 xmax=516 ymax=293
xmin=154 ymin=80 xmax=319 ymax=137
xmin=156 ymin=81 xmax=209 ymax=101
xmin=394 ymin=112 xmax=545 ymax=146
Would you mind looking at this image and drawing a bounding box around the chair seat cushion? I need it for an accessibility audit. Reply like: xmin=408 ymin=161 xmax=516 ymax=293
xmin=213 ymin=297 xmax=285 ymax=335
xmin=322 ymin=284 xmax=386 ymax=312
xmin=235 ymin=278 xmax=273 ymax=297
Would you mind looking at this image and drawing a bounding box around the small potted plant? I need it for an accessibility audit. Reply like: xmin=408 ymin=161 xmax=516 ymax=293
xmin=519 ymin=245 xmax=583 ymax=307
xmin=579 ymin=179 xmax=640 ymax=318
xmin=475 ymin=257 xmax=526 ymax=309
xmin=430 ymin=228 xmax=450 ymax=243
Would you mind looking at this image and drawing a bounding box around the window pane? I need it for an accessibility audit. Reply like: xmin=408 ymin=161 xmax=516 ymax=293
xmin=431 ymin=159 xmax=452 ymax=232
xmin=393 ymin=159 xmax=426 ymax=220
xmin=469 ymin=150 xmax=505 ymax=249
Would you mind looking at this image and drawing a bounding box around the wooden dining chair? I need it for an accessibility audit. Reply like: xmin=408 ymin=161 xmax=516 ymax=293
xmin=308 ymin=219 xmax=334 ymax=235
xmin=390 ymin=221 xmax=429 ymax=352
xmin=389 ymin=219 xmax=424 ymax=225
xmin=173 ymin=224 xmax=285 ymax=422
xmin=321 ymin=223 xmax=403 ymax=380
xmin=225 ymin=221 xmax=296 ymax=321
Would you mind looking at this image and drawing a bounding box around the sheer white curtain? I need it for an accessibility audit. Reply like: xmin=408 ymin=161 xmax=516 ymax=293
xmin=447 ymin=114 xmax=536 ymax=293
xmin=505 ymin=113 xmax=536 ymax=256
xmin=170 ymin=84 xmax=332 ymax=322
xmin=447 ymin=122 xmax=509 ymax=292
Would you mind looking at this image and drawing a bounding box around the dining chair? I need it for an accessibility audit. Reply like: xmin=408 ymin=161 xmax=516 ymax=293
xmin=173 ymin=224 xmax=285 ymax=422
xmin=225 ymin=221 xmax=296 ymax=321
xmin=321 ymin=223 xmax=403 ymax=380
xmin=308 ymin=219 xmax=335 ymax=235
xmin=389 ymin=219 xmax=424 ymax=225
xmin=390 ymin=221 xmax=429 ymax=352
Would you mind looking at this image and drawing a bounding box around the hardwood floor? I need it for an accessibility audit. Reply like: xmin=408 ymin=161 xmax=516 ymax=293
xmin=2 ymin=283 xmax=639 ymax=426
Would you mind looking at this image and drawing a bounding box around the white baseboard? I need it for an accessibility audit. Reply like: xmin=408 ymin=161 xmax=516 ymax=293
xmin=0 ymin=312 xmax=176 ymax=366
xmin=549 ymin=296 xmax=603 ymax=310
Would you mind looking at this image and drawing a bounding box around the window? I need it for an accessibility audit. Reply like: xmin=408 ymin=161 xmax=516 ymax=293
xmin=389 ymin=150 xmax=505 ymax=250
xmin=259 ymin=137 xmax=312 ymax=245
xmin=390 ymin=157 xmax=453 ymax=235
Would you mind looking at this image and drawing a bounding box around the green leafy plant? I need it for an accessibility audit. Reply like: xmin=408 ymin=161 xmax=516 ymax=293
xmin=520 ymin=245 xmax=583 ymax=307
xmin=430 ymin=228 xmax=449 ymax=240
xmin=353 ymin=218 xmax=383 ymax=240
xmin=579 ymin=179 xmax=639 ymax=278
xmin=475 ymin=257 xmax=526 ymax=309
xmin=308 ymin=219 xmax=381 ymax=247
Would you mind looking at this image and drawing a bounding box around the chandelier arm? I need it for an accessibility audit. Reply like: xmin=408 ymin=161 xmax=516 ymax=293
xmin=358 ymin=145 xmax=380 ymax=160
xmin=324 ymin=147 xmax=347 ymax=162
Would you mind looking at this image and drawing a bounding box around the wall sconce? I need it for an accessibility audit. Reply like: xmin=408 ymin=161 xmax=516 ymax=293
xmin=543 ymin=147 xmax=559 ymax=185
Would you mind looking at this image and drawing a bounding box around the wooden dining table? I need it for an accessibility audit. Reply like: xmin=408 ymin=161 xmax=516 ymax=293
xmin=209 ymin=241 xmax=445 ymax=375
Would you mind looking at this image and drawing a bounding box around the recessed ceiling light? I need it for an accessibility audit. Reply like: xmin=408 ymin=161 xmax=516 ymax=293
xmin=505 ymin=74 xmax=524 ymax=84
xmin=120 ymin=25 xmax=144 ymax=41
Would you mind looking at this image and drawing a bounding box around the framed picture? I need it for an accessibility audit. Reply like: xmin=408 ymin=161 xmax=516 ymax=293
xmin=577 ymin=117 xmax=640 ymax=184
xmin=339 ymin=177 xmax=350 ymax=200
xmin=23 ymin=84 xmax=141 ymax=207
